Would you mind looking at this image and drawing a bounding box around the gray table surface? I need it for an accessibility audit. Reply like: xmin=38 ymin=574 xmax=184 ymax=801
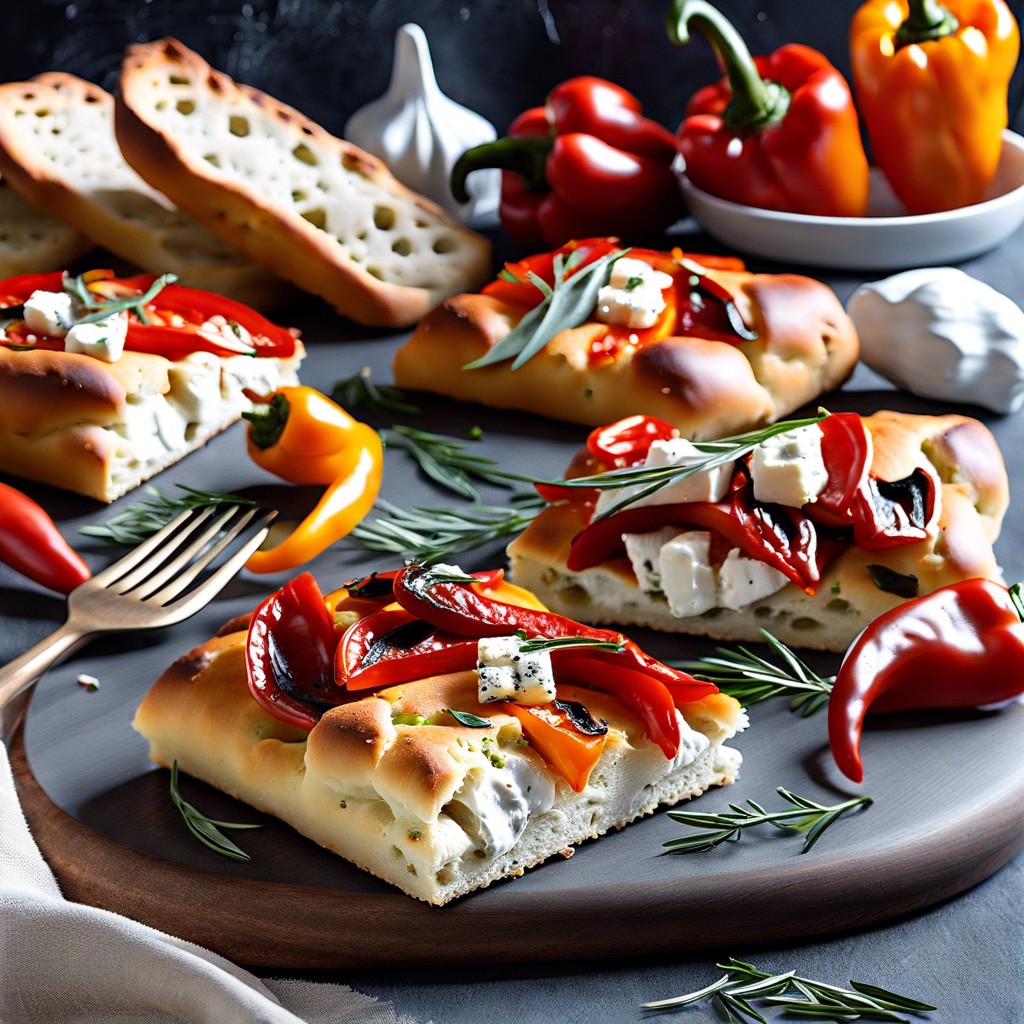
xmin=3 ymin=224 xmax=1024 ymax=1022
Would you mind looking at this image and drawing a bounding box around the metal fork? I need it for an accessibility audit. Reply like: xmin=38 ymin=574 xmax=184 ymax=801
xmin=0 ymin=504 xmax=275 ymax=736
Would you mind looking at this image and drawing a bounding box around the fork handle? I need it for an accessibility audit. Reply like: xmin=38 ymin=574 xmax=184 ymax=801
xmin=0 ymin=624 xmax=88 ymax=743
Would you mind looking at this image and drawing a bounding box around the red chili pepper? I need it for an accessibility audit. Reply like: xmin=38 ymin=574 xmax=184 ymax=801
xmin=450 ymin=78 xmax=685 ymax=249
xmin=245 ymin=572 xmax=342 ymax=730
xmin=0 ymin=482 xmax=91 ymax=594
xmin=827 ymin=579 xmax=1024 ymax=783
xmin=667 ymin=0 xmax=870 ymax=217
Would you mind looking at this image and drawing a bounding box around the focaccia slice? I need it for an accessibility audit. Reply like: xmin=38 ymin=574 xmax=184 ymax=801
xmin=508 ymin=411 xmax=1009 ymax=652
xmin=0 ymin=73 xmax=291 ymax=310
xmin=392 ymin=243 xmax=859 ymax=437
xmin=133 ymin=602 xmax=745 ymax=905
xmin=115 ymin=38 xmax=492 ymax=328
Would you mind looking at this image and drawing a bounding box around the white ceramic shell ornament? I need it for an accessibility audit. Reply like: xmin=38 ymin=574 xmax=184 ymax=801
xmin=847 ymin=267 xmax=1024 ymax=415
xmin=345 ymin=23 xmax=499 ymax=223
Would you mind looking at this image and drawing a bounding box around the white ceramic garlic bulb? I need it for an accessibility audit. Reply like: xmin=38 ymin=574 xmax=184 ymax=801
xmin=344 ymin=23 xmax=499 ymax=223
xmin=847 ymin=268 xmax=1024 ymax=415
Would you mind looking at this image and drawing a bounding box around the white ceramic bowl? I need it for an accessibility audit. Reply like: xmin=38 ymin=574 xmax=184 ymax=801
xmin=677 ymin=130 xmax=1024 ymax=270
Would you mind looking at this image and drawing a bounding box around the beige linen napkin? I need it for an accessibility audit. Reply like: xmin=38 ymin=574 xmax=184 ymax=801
xmin=0 ymin=744 xmax=422 ymax=1024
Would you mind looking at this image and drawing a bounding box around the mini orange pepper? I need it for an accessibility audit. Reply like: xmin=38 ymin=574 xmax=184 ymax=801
xmin=850 ymin=0 xmax=1020 ymax=214
xmin=242 ymin=386 xmax=383 ymax=573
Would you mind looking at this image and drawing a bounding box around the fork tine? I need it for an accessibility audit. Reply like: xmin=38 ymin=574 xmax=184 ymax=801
xmin=157 ymin=514 xmax=277 ymax=622
xmin=144 ymin=506 xmax=266 ymax=605
xmin=125 ymin=505 xmax=245 ymax=600
xmin=89 ymin=506 xmax=218 ymax=588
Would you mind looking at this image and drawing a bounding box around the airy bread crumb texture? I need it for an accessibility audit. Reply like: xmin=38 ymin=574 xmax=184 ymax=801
xmin=0 ymin=172 xmax=92 ymax=276
xmin=116 ymin=39 xmax=492 ymax=326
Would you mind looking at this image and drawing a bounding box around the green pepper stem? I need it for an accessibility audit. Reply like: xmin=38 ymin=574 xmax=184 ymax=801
xmin=896 ymin=0 xmax=959 ymax=46
xmin=1008 ymin=582 xmax=1024 ymax=623
xmin=665 ymin=0 xmax=789 ymax=130
xmin=450 ymin=136 xmax=553 ymax=203
xmin=242 ymin=392 xmax=289 ymax=450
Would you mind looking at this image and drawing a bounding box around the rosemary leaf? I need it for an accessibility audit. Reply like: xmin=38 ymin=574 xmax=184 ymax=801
xmin=673 ymin=629 xmax=835 ymax=717
xmin=169 ymin=761 xmax=260 ymax=862
xmin=331 ymin=367 xmax=421 ymax=416
xmin=664 ymin=788 xmax=872 ymax=855
xmin=447 ymin=708 xmax=492 ymax=728
xmin=463 ymin=247 xmax=630 ymax=371
xmin=349 ymin=496 xmax=544 ymax=564
xmin=81 ymin=486 xmax=258 ymax=545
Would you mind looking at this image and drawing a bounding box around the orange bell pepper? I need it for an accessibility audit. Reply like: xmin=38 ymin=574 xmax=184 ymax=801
xmin=504 ymin=702 xmax=608 ymax=793
xmin=850 ymin=0 xmax=1020 ymax=214
xmin=242 ymin=386 xmax=383 ymax=573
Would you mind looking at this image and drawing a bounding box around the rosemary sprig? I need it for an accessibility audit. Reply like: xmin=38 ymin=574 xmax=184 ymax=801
xmin=643 ymin=958 xmax=936 ymax=1021
xmin=80 ymin=486 xmax=258 ymax=545
xmin=663 ymin=787 xmax=872 ymax=855
xmin=349 ymin=495 xmax=544 ymax=564
xmin=674 ymin=629 xmax=835 ymax=717
xmin=514 ymin=630 xmax=625 ymax=655
xmin=541 ymin=411 xmax=829 ymax=520
xmin=383 ymin=425 xmax=514 ymax=500
xmin=64 ymin=270 xmax=176 ymax=326
xmin=169 ymin=760 xmax=261 ymax=862
xmin=464 ymin=246 xmax=630 ymax=371
xmin=331 ymin=367 xmax=421 ymax=416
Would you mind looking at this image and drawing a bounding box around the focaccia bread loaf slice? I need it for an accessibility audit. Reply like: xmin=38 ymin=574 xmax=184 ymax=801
xmin=0 ymin=342 xmax=303 ymax=502
xmin=0 ymin=171 xmax=93 ymax=277
xmin=0 ymin=73 xmax=291 ymax=310
xmin=115 ymin=38 xmax=492 ymax=328
xmin=508 ymin=411 xmax=1009 ymax=652
xmin=392 ymin=245 xmax=859 ymax=437
xmin=133 ymin=619 xmax=744 ymax=905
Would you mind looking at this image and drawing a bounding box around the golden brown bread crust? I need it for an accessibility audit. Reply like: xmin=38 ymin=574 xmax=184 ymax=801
xmin=0 ymin=341 xmax=304 ymax=502
xmin=115 ymin=38 xmax=492 ymax=328
xmin=134 ymin=627 xmax=745 ymax=904
xmin=0 ymin=72 xmax=293 ymax=311
xmin=507 ymin=411 xmax=1009 ymax=652
xmin=392 ymin=267 xmax=859 ymax=436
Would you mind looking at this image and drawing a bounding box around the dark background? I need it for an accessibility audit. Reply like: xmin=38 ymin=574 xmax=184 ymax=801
xmin=2 ymin=0 xmax=1023 ymax=144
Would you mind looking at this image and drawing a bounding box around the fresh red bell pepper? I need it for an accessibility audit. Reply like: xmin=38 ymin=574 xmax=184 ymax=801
xmin=245 ymin=572 xmax=342 ymax=730
xmin=0 ymin=482 xmax=91 ymax=594
xmin=667 ymin=0 xmax=870 ymax=217
xmin=828 ymin=579 xmax=1024 ymax=782
xmin=450 ymin=77 xmax=685 ymax=249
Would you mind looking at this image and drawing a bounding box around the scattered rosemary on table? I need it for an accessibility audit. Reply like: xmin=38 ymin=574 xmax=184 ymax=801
xmin=663 ymin=787 xmax=872 ymax=855
xmin=642 ymin=957 xmax=936 ymax=1021
xmin=330 ymin=367 xmax=422 ymax=416
xmin=463 ymin=245 xmax=630 ymax=371
xmin=80 ymin=486 xmax=258 ymax=545
xmin=349 ymin=494 xmax=545 ymax=564
xmin=382 ymin=425 xmax=518 ymax=500
xmin=673 ymin=629 xmax=836 ymax=717
xmin=169 ymin=760 xmax=261 ymax=862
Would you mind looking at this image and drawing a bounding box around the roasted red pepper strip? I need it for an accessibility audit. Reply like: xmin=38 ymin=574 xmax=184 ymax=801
xmin=828 ymin=579 xmax=1024 ymax=783
xmin=245 ymin=572 xmax=341 ymax=730
xmin=668 ymin=0 xmax=869 ymax=217
xmin=0 ymin=482 xmax=91 ymax=594
xmin=451 ymin=78 xmax=684 ymax=249
xmin=587 ymin=415 xmax=680 ymax=467
xmin=391 ymin=565 xmax=705 ymax=698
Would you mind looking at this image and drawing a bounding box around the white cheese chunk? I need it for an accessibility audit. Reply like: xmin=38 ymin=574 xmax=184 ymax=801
xmin=476 ymin=635 xmax=556 ymax=706
xmin=749 ymin=426 xmax=828 ymax=508
xmin=24 ymin=290 xmax=74 ymax=337
xmin=595 ymin=257 xmax=674 ymax=330
xmin=594 ymin=437 xmax=734 ymax=517
xmin=63 ymin=311 xmax=128 ymax=362
xmin=660 ymin=531 xmax=718 ymax=618
xmin=624 ymin=526 xmax=682 ymax=596
xmin=717 ymin=548 xmax=789 ymax=610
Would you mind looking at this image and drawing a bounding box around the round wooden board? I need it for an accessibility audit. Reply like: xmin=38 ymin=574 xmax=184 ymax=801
xmin=15 ymin=677 xmax=1024 ymax=969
